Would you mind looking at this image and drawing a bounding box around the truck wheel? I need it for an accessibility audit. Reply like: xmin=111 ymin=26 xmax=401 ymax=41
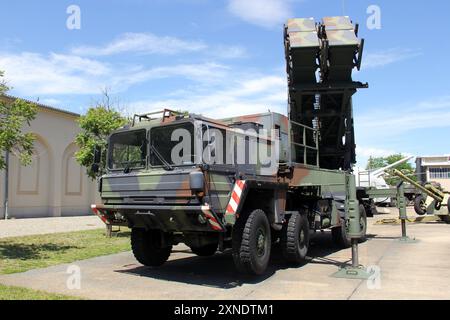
xmin=280 ymin=212 xmax=309 ymax=265
xmin=414 ymin=195 xmax=427 ymax=215
xmin=131 ymin=228 xmax=172 ymax=267
xmin=332 ymin=204 xmax=367 ymax=248
xmin=190 ymin=243 xmax=218 ymax=257
xmin=232 ymin=209 xmax=271 ymax=275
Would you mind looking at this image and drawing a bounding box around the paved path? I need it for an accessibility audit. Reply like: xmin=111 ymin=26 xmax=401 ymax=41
xmin=0 ymin=208 xmax=449 ymax=299
xmin=0 ymin=216 xmax=104 ymax=238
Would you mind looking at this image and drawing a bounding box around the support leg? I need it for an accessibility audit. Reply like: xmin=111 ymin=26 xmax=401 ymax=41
xmin=332 ymin=174 xmax=371 ymax=279
xmin=397 ymin=182 xmax=417 ymax=243
xmin=105 ymin=224 xmax=112 ymax=238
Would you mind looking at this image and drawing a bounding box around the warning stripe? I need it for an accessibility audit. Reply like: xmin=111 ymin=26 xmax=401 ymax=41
xmin=91 ymin=204 xmax=110 ymax=224
xmin=225 ymin=180 xmax=246 ymax=216
xmin=201 ymin=206 xmax=222 ymax=231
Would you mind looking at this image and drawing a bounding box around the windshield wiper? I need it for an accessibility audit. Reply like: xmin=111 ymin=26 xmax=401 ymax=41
xmin=150 ymin=145 xmax=174 ymax=171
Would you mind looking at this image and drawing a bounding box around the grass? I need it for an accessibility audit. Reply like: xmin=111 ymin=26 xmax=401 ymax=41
xmin=0 ymin=228 xmax=131 ymax=274
xmin=0 ymin=283 xmax=81 ymax=300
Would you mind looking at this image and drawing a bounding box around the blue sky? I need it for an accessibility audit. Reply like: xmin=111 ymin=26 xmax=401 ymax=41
xmin=1 ymin=0 xmax=449 ymax=167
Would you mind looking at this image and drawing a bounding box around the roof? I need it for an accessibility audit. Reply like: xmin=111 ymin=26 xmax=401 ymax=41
xmin=1 ymin=94 xmax=80 ymax=117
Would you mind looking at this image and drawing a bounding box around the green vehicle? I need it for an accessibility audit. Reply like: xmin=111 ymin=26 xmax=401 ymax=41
xmin=91 ymin=16 xmax=368 ymax=275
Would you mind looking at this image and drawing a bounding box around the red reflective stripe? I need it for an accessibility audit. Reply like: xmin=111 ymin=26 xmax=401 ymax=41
xmin=202 ymin=209 xmax=222 ymax=231
xmin=236 ymin=180 xmax=245 ymax=190
xmin=226 ymin=204 xmax=235 ymax=214
xmin=231 ymin=191 xmax=240 ymax=204
xmin=225 ymin=180 xmax=247 ymax=216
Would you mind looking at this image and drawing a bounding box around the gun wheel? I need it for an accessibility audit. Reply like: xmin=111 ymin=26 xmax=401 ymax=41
xmin=414 ymin=195 xmax=427 ymax=216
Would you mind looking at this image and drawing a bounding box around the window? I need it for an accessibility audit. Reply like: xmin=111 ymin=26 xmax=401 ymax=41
xmin=429 ymin=167 xmax=450 ymax=179
xmin=150 ymin=122 xmax=194 ymax=166
xmin=108 ymin=130 xmax=147 ymax=170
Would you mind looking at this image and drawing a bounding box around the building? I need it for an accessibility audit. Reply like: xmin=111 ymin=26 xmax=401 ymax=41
xmin=416 ymin=155 xmax=450 ymax=191
xmin=0 ymin=95 xmax=97 ymax=219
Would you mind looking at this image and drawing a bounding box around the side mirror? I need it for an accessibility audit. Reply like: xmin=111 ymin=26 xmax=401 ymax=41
xmin=91 ymin=163 xmax=100 ymax=174
xmin=93 ymin=146 xmax=102 ymax=164
xmin=92 ymin=146 xmax=102 ymax=174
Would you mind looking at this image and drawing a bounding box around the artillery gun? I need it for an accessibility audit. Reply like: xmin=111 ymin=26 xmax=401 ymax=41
xmin=393 ymin=169 xmax=450 ymax=223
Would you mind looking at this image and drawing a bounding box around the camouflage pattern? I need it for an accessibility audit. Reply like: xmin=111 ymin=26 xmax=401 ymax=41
xmin=284 ymin=16 xmax=365 ymax=171
xmin=93 ymin=109 xmax=359 ymax=235
xmin=288 ymin=32 xmax=321 ymax=48
xmin=287 ymin=18 xmax=316 ymax=32
xmin=325 ymin=30 xmax=359 ymax=46
xmin=92 ymin=16 xmax=367 ymax=246
xmin=322 ymin=16 xmax=354 ymax=30
xmin=286 ymin=18 xmax=319 ymax=48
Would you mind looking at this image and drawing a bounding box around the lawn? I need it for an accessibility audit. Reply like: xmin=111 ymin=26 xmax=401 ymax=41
xmin=0 ymin=228 xmax=131 ymax=274
xmin=0 ymin=283 xmax=81 ymax=300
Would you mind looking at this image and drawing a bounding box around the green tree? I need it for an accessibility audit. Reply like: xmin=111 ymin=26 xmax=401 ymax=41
xmin=384 ymin=154 xmax=417 ymax=185
xmin=366 ymin=156 xmax=386 ymax=170
xmin=366 ymin=153 xmax=416 ymax=186
xmin=0 ymin=71 xmax=37 ymax=169
xmin=75 ymin=105 xmax=127 ymax=179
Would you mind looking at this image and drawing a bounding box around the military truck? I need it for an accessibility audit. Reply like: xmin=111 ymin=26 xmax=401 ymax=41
xmin=91 ymin=16 xmax=368 ymax=275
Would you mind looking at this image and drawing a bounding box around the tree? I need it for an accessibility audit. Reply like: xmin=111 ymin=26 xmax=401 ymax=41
xmin=75 ymin=102 xmax=127 ymax=179
xmin=366 ymin=153 xmax=416 ymax=186
xmin=366 ymin=156 xmax=386 ymax=171
xmin=0 ymin=71 xmax=37 ymax=170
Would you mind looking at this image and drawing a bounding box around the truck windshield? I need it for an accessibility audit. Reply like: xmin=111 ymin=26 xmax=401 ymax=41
xmin=150 ymin=123 xmax=194 ymax=166
xmin=108 ymin=130 xmax=147 ymax=170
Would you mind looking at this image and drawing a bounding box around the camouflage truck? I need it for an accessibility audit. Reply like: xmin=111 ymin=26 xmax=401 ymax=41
xmin=91 ymin=16 xmax=368 ymax=275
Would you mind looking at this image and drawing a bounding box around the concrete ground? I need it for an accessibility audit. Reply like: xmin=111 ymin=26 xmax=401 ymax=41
xmin=0 ymin=208 xmax=449 ymax=300
xmin=0 ymin=216 xmax=104 ymax=238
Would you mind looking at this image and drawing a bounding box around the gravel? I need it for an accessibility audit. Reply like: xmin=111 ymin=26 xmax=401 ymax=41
xmin=0 ymin=216 xmax=105 ymax=238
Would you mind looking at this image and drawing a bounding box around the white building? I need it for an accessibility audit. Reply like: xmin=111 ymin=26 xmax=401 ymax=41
xmin=0 ymin=95 xmax=97 ymax=218
xmin=416 ymin=155 xmax=450 ymax=191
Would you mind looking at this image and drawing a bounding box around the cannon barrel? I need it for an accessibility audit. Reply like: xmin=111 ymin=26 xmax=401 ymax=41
xmin=424 ymin=184 xmax=446 ymax=200
xmin=392 ymin=169 xmax=443 ymax=203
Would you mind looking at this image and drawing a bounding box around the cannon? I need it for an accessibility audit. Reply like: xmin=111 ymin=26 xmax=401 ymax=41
xmin=392 ymin=169 xmax=450 ymax=223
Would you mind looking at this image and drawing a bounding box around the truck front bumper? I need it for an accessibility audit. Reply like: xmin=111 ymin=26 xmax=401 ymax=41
xmin=91 ymin=204 xmax=224 ymax=232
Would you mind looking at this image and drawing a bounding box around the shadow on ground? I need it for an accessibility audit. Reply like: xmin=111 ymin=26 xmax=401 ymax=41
xmin=0 ymin=243 xmax=78 ymax=260
xmin=115 ymin=231 xmax=350 ymax=289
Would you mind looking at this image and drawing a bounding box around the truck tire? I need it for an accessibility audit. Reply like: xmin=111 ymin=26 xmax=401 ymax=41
xmin=332 ymin=204 xmax=367 ymax=248
xmin=232 ymin=209 xmax=271 ymax=275
xmin=414 ymin=195 xmax=427 ymax=216
xmin=131 ymin=228 xmax=172 ymax=267
xmin=280 ymin=212 xmax=309 ymax=265
xmin=190 ymin=243 xmax=218 ymax=257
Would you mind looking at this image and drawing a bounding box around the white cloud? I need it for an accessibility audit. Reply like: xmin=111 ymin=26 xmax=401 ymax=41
xmin=363 ymin=48 xmax=422 ymax=69
xmin=71 ymin=32 xmax=247 ymax=59
xmin=127 ymin=74 xmax=287 ymax=118
xmin=39 ymin=98 xmax=63 ymax=106
xmin=0 ymin=51 xmax=229 ymax=95
xmin=72 ymin=32 xmax=207 ymax=56
xmin=357 ymin=95 xmax=450 ymax=135
xmin=211 ymin=45 xmax=248 ymax=59
xmin=0 ymin=52 xmax=111 ymax=95
xmin=124 ymin=62 xmax=230 ymax=87
xmin=227 ymin=0 xmax=293 ymax=28
xmin=356 ymin=146 xmax=399 ymax=158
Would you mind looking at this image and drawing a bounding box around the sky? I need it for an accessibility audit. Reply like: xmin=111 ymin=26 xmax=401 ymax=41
xmin=0 ymin=0 xmax=449 ymax=167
